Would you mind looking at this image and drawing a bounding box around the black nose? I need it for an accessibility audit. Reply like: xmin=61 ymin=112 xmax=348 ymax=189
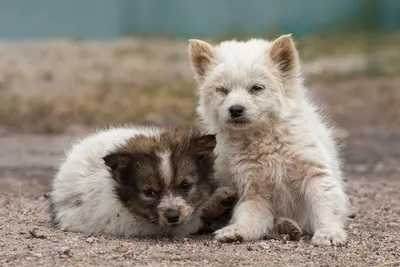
xmin=165 ymin=209 xmax=180 ymax=223
xmin=229 ymin=105 xmax=245 ymax=118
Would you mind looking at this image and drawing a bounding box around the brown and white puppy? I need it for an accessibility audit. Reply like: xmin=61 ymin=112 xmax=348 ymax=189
xmin=50 ymin=126 xmax=234 ymax=237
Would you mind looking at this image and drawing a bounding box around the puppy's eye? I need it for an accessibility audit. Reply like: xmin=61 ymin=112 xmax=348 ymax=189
xmin=179 ymin=182 xmax=192 ymax=192
xmin=216 ymin=87 xmax=229 ymax=95
xmin=143 ymin=189 xmax=158 ymax=198
xmin=250 ymin=84 xmax=265 ymax=93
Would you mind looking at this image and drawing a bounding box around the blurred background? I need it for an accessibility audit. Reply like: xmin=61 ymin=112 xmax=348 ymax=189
xmin=0 ymin=0 xmax=399 ymax=194
xmin=0 ymin=0 xmax=398 ymax=134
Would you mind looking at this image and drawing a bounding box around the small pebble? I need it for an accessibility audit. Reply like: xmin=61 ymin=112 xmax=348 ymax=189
xmin=59 ymin=247 xmax=71 ymax=257
xmin=122 ymin=242 xmax=134 ymax=249
xmin=86 ymin=237 xmax=98 ymax=243
xmin=29 ymin=228 xmax=46 ymax=239
xmin=282 ymin=235 xmax=290 ymax=243
xmin=0 ymin=198 xmax=10 ymax=207
xmin=258 ymin=242 xmax=269 ymax=250
xmin=348 ymin=213 xmax=357 ymax=219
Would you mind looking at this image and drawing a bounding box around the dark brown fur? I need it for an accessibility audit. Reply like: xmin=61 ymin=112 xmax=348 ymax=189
xmin=103 ymin=128 xmax=218 ymax=226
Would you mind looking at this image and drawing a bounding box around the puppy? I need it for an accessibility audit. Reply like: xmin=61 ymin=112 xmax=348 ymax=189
xmin=189 ymin=34 xmax=349 ymax=246
xmin=50 ymin=126 xmax=234 ymax=237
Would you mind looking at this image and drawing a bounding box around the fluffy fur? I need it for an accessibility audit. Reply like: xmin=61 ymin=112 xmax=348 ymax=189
xmin=189 ymin=35 xmax=350 ymax=246
xmin=50 ymin=126 xmax=235 ymax=237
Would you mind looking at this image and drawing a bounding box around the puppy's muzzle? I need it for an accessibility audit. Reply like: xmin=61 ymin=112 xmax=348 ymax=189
xmin=228 ymin=105 xmax=250 ymax=125
xmin=229 ymin=105 xmax=245 ymax=118
xmin=164 ymin=208 xmax=180 ymax=224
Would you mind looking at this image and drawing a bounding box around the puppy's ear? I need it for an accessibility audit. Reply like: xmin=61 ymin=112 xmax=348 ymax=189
xmin=190 ymin=134 xmax=217 ymax=156
xmin=268 ymin=34 xmax=299 ymax=77
xmin=188 ymin=39 xmax=217 ymax=80
xmin=190 ymin=134 xmax=217 ymax=175
xmin=103 ymin=153 xmax=132 ymax=181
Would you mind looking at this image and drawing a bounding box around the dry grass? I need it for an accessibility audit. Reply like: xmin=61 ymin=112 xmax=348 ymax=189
xmin=309 ymin=77 xmax=400 ymax=133
xmin=0 ymin=79 xmax=198 ymax=133
xmin=0 ymin=32 xmax=399 ymax=134
xmin=297 ymin=31 xmax=400 ymax=60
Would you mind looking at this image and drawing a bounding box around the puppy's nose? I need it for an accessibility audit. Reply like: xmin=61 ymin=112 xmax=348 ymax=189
xmin=165 ymin=209 xmax=180 ymax=223
xmin=229 ymin=105 xmax=245 ymax=118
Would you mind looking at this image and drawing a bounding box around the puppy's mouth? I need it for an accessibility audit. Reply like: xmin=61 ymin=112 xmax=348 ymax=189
xmin=228 ymin=117 xmax=250 ymax=124
xmin=170 ymin=223 xmax=180 ymax=228
xmin=159 ymin=220 xmax=185 ymax=229
xmin=158 ymin=215 xmax=189 ymax=228
xmin=227 ymin=117 xmax=251 ymax=126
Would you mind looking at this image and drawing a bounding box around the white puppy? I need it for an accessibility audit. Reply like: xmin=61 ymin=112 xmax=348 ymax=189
xmin=189 ymin=34 xmax=350 ymax=246
xmin=50 ymin=126 xmax=235 ymax=237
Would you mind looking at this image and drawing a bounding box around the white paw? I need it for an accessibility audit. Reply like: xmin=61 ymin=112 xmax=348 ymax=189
xmin=214 ymin=224 xmax=258 ymax=243
xmin=214 ymin=225 xmax=245 ymax=242
xmin=311 ymin=227 xmax=347 ymax=246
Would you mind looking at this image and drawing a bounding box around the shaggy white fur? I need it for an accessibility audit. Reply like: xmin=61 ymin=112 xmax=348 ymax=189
xmin=51 ymin=126 xmax=168 ymax=237
xmin=189 ymin=34 xmax=350 ymax=246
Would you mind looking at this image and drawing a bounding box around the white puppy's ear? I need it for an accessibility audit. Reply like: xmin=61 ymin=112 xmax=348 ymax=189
xmin=268 ymin=34 xmax=299 ymax=77
xmin=188 ymin=39 xmax=217 ymax=80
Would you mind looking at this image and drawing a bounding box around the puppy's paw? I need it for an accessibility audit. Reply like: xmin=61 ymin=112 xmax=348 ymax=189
xmin=311 ymin=227 xmax=347 ymax=246
xmin=202 ymin=186 xmax=237 ymax=218
xmin=214 ymin=225 xmax=245 ymax=243
xmin=217 ymin=187 xmax=237 ymax=208
xmin=210 ymin=186 xmax=237 ymax=206
xmin=214 ymin=223 xmax=263 ymax=243
xmin=275 ymin=217 xmax=302 ymax=241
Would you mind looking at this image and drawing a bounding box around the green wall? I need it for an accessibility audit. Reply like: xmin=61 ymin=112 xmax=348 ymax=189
xmin=0 ymin=0 xmax=398 ymax=40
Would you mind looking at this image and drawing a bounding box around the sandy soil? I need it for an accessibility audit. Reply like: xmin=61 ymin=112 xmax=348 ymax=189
xmin=0 ymin=131 xmax=399 ymax=267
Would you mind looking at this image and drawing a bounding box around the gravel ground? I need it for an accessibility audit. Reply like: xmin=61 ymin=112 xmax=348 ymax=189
xmin=0 ymin=132 xmax=399 ymax=267
xmin=0 ymin=178 xmax=399 ymax=267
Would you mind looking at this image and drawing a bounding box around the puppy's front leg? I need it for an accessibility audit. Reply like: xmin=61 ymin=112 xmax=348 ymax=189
xmin=214 ymin=180 xmax=274 ymax=242
xmin=305 ymin=176 xmax=349 ymax=246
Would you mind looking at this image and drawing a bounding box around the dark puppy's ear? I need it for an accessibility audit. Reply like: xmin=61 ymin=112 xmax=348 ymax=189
xmin=190 ymin=134 xmax=217 ymax=181
xmin=103 ymin=152 xmax=132 ymax=181
xmin=190 ymin=134 xmax=217 ymax=156
xmin=103 ymin=152 xmax=132 ymax=170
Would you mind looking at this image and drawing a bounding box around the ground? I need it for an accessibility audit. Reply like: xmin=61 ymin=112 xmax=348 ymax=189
xmin=1 ymin=129 xmax=399 ymax=267
xmin=0 ymin=35 xmax=400 ymax=266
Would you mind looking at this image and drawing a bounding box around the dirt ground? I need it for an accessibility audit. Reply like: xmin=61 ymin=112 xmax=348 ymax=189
xmin=0 ymin=37 xmax=400 ymax=266
xmin=0 ymin=130 xmax=399 ymax=267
